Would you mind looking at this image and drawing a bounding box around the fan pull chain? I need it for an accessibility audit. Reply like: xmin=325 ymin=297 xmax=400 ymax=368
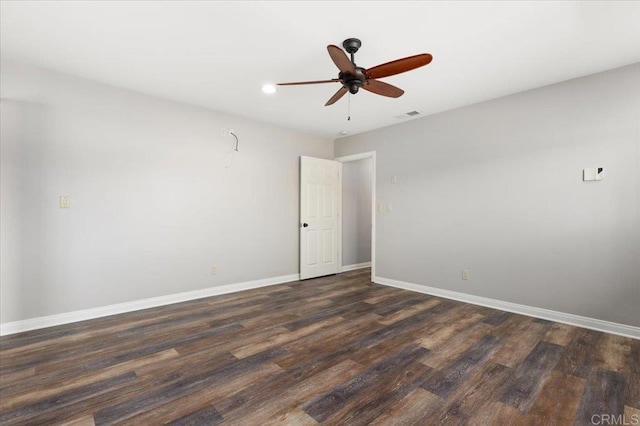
xmin=347 ymin=93 xmax=351 ymax=121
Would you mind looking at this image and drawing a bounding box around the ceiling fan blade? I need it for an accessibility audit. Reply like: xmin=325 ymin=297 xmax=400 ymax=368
xmin=327 ymin=45 xmax=356 ymax=75
xmin=325 ymin=87 xmax=348 ymax=106
xmin=362 ymin=79 xmax=404 ymax=98
xmin=278 ymin=79 xmax=340 ymax=86
xmin=365 ymin=53 xmax=433 ymax=79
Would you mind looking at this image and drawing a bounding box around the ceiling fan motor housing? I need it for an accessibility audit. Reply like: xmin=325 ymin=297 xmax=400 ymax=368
xmin=340 ymin=67 xmax=366 ymax=94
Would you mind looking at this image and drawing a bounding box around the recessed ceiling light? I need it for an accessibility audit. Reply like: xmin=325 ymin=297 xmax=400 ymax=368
xmin=339 ymin=130 xmax=350 ymax=136
xmin=262 ymin=83 xmax=276 ymax=94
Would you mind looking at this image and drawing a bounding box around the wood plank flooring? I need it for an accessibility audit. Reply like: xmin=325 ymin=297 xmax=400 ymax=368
xmin=1 ymin=268 xmax=638 ymax=425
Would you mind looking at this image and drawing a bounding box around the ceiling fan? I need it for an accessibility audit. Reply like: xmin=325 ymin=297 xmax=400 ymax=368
xmin=278 ymin=38 xmax=433 ymax=106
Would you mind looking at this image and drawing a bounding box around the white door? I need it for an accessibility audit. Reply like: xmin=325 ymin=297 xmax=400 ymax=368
xmin=300 ymin=156 xmax=341 ymax=280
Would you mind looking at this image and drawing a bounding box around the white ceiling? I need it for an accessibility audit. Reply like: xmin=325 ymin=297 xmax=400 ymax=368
xmin=2 ymin=1 xmax=639 ymax=139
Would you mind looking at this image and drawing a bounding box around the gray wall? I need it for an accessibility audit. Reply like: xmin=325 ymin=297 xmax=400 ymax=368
xmin=335 ymin=63 xmax=640 ymax=327
xmin=0 ymin=60 xmax=333 ymax=324
xmin=341 ymin=158 xmax=372 ymax=266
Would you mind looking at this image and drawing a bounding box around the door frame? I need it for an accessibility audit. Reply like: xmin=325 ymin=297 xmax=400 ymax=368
xmin=335 ymin=151 xmax=376 ymax=280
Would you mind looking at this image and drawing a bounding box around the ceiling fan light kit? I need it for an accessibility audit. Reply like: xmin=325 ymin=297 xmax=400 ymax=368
xmin=278 ymin=38 xmax=432 ymax=106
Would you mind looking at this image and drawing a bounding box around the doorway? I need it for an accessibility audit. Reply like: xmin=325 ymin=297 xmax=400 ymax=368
xmin=336 ymin=152 xmax=376 ymax=280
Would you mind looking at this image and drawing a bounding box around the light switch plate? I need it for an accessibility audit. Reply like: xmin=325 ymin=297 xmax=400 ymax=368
xmin=583 ymin=168 xmax=603 ymax=181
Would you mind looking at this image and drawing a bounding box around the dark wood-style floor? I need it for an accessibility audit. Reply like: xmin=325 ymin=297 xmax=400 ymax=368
xmin=0 ymin=268 xmax=638 ymax=425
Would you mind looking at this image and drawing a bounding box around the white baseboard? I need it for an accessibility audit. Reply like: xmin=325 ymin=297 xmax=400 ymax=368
xmin=0 ymin=273 xmax=300 ymax=336
xmin=5 ymin=272 xmax=636 ymax=340
xmin=374 ymin=276 xmax=640 ymax=340
xmin=340 ymin=262 xmax=372 ymax=272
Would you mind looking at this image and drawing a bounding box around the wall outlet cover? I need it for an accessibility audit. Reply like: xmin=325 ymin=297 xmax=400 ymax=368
xmin=59 ymin=196 xmax=71 ymax=208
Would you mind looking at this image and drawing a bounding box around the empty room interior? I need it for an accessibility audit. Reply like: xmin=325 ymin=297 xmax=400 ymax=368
xmin=1 ymin=1 xmax=639 ymax=425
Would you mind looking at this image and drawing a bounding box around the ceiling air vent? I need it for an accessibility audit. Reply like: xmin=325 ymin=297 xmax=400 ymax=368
xmin=394 ymin=110 xmax=421 ymax=119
